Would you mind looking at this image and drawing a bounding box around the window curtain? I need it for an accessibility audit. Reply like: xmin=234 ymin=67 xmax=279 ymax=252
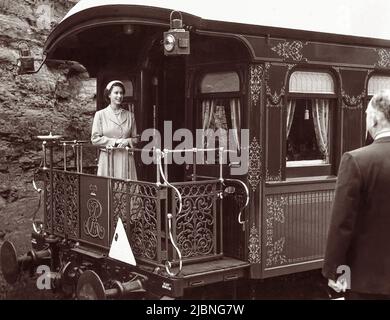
xmin=202 ymin=98 xmax=241 ymax=149
xmin=230 ymin=98 xmax=241 ymax=150
xmin=128 ymin=102 xmax=135 ymax=113
xmin=286 ymin=100 xmax=296 ymax=138
xmin=202 ymin=99 xmax=215 ymax=131
xmin=202 ymin=99 xmax=215 ymax=148
xmin=312 ymin=99 xmax=330 ymax=162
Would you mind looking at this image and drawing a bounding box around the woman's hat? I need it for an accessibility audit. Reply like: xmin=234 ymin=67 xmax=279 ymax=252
xmin=104 ymin=80 xmax=125 ymax=102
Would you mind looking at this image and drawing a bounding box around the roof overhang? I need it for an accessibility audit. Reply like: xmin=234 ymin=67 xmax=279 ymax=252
xmin=44 ymin=4 xmax=201 ymax=57
xmin=44 ymin=0 xmax=390 ymax=61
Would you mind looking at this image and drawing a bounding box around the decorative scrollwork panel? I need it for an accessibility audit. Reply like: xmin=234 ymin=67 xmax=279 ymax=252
xmin=173 ymin=183 xmax=219 ymax=260
xmin=51 ymin=172 xmax=79 ymax=239
xmin=271 ymin=40 xmax=305 ymax=62
xmin=111 ymin=181 xmax=159 ymax=262
xmin=376 ymin=49 xmax=390 ymax=68
xmin=43 ymin=171 xmax=52 ymax=232
xmin=248 ymin=137 xmax=262 ymax=192
xmin=250 ymin=65 xmax=263 ymax=105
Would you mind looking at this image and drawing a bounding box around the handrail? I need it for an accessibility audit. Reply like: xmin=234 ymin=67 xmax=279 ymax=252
xmin=32 ymin=176 xmax=44 ymax=235
xmin=164 ymin=214 xmax=183 ymax=277
xmin=156 ymin=149 xmax=183 ymax=276
xmin=224 ymin=178 xmax=250 ymax=225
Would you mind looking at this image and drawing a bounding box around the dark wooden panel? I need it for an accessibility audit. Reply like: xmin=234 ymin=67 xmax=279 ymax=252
xmin=263 ymin=187 xmax=334 ymax=275
xmin=265 ymin=63 xmax=289 ymax=181
xmin=339 ymin=69 xmax=367 ymax=154
xmin=342 ymin=108 xmax=364 ymax=153
xmin=244 ymin=35 xmax=384 ymax=68
xmin=266 ymin=106 xmax=283 ymax=181
xmin=79 ymin=175 xmax=110 ymax=248
xmin=223 ymin=191 xmax=246 ymax=260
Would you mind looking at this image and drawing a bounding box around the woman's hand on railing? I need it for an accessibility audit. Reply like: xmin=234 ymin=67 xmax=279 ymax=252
xmin=127 ymin=135 xmax=140 ymax=148
xmin=115 ymin=136 xmax=140 ymax=148
xmin=114 ymin=138 xmax=130 ymax=148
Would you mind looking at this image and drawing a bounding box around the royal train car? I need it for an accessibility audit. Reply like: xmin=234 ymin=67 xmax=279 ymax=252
xmin=2 ymin=0 xmax=390 ymax=299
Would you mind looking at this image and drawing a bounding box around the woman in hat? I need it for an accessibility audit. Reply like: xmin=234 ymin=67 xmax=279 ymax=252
xmin=91 ymin=80 xmax=138 ymax=179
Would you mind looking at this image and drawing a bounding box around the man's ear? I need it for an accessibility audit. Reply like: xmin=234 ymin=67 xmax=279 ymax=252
xmin=372 ymin=109 xmax=380 ymax=127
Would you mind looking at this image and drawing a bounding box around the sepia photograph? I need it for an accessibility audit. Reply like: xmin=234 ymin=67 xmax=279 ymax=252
xmin=1 ymin=0 xmax=390 ymax=307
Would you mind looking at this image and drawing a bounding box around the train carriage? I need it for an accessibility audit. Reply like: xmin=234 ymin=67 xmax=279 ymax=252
xmin=2 ymin=0 xmax=390 ymax=299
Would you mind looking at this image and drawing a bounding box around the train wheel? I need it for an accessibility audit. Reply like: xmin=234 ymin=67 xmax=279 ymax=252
xmin=0 ymin=241 xmax=19 ymax=284
xmin=76 ymin=270 xmax=106 ymax=300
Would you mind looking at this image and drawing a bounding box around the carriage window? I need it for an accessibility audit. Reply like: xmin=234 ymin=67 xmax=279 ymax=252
xmin=287 ymin=99 xmax=330 ymax=164
xmin=199 ymin=72 xmax=241 ymax=151
xmin=286 ymin=71 xmax=335 ymax=177
xmin=201 ymin=72 xmax=240 ymax=93
xmin=122 ymin=80 xmax=134 ymax=98
xmin=368 ymin=75 xmax=390 ymax=96
xmin=201 ymin=98 xmax=241 ymax=149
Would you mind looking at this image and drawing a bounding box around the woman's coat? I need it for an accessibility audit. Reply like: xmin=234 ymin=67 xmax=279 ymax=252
xmin=91 ymin=106 xmax=137 ymax=180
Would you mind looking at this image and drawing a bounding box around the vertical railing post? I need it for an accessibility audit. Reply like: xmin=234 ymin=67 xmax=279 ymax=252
xmin=80 ymin=143 xmax=83 ymax=174
xmin=42 ymin=141 xmax=47 ymax=169
xmin=171 ymin=187 xmax=176 ymax=261
xmin=63 ymin=142 xmax=67 ymax=171
xmin=125 ymin=147 xmax=129 ymax=180
xmin=49 ymin=141 xmax=54 ymax=234
xmin=156 ymin=148 xmax=161 ymax=186
xmin=192 ymin=148 xmax=197 ymax=181
xmin=219 ymin=147 xmax=223 ymax=182
xmin=218 ymin=182 xmax=223 ymax=255
xmin=163 ymin=149 xmax=168 ymax=181
xmin=106 ymin=147 xmax=111 ymax=177
xmin=73 ymin=140 xmax=78 ymax=172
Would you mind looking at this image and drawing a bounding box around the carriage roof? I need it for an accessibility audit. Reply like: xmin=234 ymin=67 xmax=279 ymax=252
xmin=44 ymin=0 xmax=390 ymax=58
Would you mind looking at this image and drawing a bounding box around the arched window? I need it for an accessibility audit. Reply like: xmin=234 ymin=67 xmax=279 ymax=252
xmin=289 ymin=71 xmax=335 ymax=94
xmin=286 ymin=71 xmax=336 ymax=177
xmin=368 ymin=75 xmax=390 ymax=96
xmin=121 ymin=79 xmax=134 ymax=98
xmin=200 ymin=72 xmax=240 ymax=93
xmin=197 ymin=71 xmax=242 ymax=157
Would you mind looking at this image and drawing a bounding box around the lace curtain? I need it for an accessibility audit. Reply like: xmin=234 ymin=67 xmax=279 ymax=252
xmin=312 ymin=99 xmax=330 ymax=162
xmin=201 ymin=98 xmax=241 ymax=149
xmin=286 ymin=100 xmax=296 ymax=138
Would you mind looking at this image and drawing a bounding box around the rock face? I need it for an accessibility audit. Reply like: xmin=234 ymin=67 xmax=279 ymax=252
xmin=0 ymin=0 xmax=93 ymax=298
xmin=0 ymin=0 xmax=94 ymax=200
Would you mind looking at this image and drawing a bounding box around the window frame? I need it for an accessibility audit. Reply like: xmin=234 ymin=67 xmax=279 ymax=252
xmin=195 ymin=68 xmax=244 ymax=129
xmin=284 ymin=70 xmax=337 ymax=179
xmin=192 ymin=67 xmax=245 ymax=166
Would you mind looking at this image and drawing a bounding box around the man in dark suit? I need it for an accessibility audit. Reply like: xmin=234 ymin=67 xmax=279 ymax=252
xmin=323 ymin=89 xmax=390 ymax=299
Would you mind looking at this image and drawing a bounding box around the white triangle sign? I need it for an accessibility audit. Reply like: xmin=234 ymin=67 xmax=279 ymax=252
xmin=109 ymin=218 xmax=136 ymax=266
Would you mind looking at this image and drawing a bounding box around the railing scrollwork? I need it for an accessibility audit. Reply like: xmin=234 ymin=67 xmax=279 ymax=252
xmin=157 ymin=148 xmax=183 ymax=276
xmin=224 ymin=178 xmax=250 ymax=227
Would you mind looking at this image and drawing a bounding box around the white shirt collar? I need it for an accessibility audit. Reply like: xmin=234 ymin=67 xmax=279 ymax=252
xmin=375 ymin=131 xmax=390 ymax=140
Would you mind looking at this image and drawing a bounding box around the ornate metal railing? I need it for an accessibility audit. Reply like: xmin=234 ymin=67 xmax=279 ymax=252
xmin=40 ymin=141 xmax=239 ymax=274
xmin=42 ymin=169 xmax=224 ymax=269
xmin=111 ymin=179 xmax=163 ymax=264
xmin=169 ymin=180 xmax=223 ymax=264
